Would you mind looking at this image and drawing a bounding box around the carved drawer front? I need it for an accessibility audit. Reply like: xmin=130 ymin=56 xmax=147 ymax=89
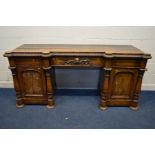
xmin=110 ymin=68 xmax=138 ymax=100
xmin=17 ymin=67 xmax=46 ymax=98
xmin=52 ymin=56 xmax=103 ymax=67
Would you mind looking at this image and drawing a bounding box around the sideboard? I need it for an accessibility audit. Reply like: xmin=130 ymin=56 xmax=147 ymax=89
xmin=4 ymin=44 xmax=151 ymax=110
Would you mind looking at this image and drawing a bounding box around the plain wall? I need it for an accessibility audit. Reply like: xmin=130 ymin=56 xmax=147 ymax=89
xmin=0 ymin=26 xmax=154 ymax=90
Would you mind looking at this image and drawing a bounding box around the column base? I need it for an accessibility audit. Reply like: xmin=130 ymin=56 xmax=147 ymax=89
xmin=16 ymin=99 xmax=24 ymax=108
xmin=129 ymin=106 xmax=139 ymax=111
xmin=99 ymin=101 xmax=108 ymax=111
xmin=99 ymin=105 xmax=108 ymax=111
xmin=47 ymin=100 xmax=55 ymax=109
xmin=99 ymin=99 xmax=108 ymax=111
xmin=47 ymin=104 xmax=55 ymax=109
xmin=16 ymin=103 xmax=24 ymax=108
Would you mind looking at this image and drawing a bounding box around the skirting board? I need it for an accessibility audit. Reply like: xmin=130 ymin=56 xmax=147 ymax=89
xmin=0 ymin=81 xmax=155 ymax=90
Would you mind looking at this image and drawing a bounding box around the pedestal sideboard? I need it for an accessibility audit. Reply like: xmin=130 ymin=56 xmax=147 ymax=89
xmin=4 ymin=44 xmax=151 ymax=110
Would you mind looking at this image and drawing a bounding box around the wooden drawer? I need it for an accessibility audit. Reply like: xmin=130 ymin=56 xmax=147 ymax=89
xmin=112 ymin=59 xmax=140 ymax=68
xmin=51 ymin=56 xmax=103 ymax=67
xmin=15 ymin=57 xmax=42 ymax=67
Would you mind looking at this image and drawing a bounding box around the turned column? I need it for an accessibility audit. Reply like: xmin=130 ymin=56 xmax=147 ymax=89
xmin=99 ymin=67 xmax=112 ymax=110
xmin=99 ymin=58 xmax=112 ymax=111
xmin=43 ymin=58 xmax=55 ymax=108
xmin=129 ymin=68 xmax=146 ymax=110
xmin=129 ymin=59 xmax=148 ymax=110
xmin=9 ymin=58 xmax=24 ymax=108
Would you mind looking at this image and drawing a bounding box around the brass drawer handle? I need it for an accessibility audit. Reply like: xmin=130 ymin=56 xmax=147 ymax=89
xmin=64 ymin=57 xmax=90 ymax=65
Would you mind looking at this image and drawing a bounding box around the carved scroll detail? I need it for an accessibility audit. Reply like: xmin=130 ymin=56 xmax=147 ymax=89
xmin=64 ymin=57 xmax=90 ymax=65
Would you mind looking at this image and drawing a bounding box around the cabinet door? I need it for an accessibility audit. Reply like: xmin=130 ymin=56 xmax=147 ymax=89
xmin=110 ymin=68 xmax=138 ymax=99
xmin=18 ymin=67 xmax=46 ymax=97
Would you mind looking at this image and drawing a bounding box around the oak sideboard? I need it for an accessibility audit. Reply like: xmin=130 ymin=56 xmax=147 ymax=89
xmin=4 ymin=44 xmax=151 ymax=110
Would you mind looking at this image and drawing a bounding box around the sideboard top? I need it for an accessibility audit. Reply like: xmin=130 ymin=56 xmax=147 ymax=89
xmin=4 ymin=44 xmax=151 ymax=58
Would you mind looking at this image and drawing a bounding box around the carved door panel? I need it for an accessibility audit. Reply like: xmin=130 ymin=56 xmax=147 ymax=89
xmin=18 ymin=67 xmax=46 ymax=97
xmin=110 ymin=69 xmax=138 ymax=99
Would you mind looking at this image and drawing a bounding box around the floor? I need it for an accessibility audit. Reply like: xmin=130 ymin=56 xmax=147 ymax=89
xmin=0 ymin=88 xmax=155 ymax=129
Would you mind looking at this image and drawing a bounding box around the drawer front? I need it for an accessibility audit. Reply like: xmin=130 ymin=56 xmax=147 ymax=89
xmin=112 ymin=59 xmax=140 ymax=68
xmin=52 ymin=56 xmax=103 ymax=67
xmin=15 ymin=57 xmax=42 ymax=67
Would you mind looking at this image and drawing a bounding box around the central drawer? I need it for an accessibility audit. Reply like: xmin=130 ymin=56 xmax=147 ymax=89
xmin=51 ymin=56 xmax=103 ymax=67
